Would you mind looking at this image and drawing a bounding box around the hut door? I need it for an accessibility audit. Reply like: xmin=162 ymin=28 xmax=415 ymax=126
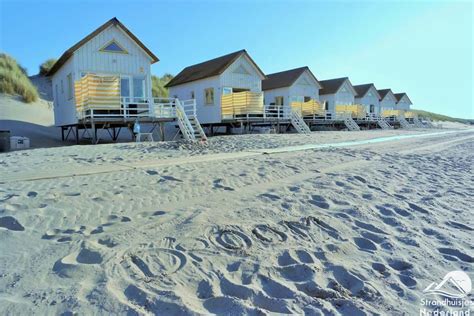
xmin=370 ymin=104 xmax=375 ymax=113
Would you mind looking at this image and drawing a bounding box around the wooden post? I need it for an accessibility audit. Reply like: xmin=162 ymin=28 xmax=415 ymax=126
xmin=75 ymin=126 xmax=79 ymax=144
xmin=159 ymin=122 xmax=165 ymax=141
xmin=91 ymin=121 xmax=96 ymax=144
xmin=61 ymin=127 xmax=65 ymax=141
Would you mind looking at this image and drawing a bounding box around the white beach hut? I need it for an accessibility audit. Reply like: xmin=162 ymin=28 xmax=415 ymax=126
xmin=47 ymin=18 xmax=206 ymax=143
xmin=353 ymin=83 xmax=382 ymax=115
xmin=318 ymin=77 xmax=358 ymax=117
xmin=165 ymin=50 xmax=266 ymax=126
xmin=378 ymin=89 xmax=397 ymax=112
xmin=394 ymin=93 xmax=412 ymax=110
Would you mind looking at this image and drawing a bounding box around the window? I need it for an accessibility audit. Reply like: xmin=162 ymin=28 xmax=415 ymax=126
xmin=133 ymin=76 xmax=145 ymax=99
xmin=222 ymin=87 xmax=232 ymax=95
xmin=121 ymin=77 xmax=130 ymax=98
xmin=304 ymin=96 xmax=312 ymax=102
xmin=205 ymin=88 xmax=214 ymax=105
xmin=275 ymin=96 xmax=284 ymax=106
xmin=191 ymin=91 xmax=195 ymax=99
xmin=324 ymin=101 xmax=329 ymax=111
xmin=67 ymin=73 xmax=73 ymax=100
xmin=100 ymin=39 xmax=128 ymax=54
xmin=370 ymin=104 xmax=375 ymax=113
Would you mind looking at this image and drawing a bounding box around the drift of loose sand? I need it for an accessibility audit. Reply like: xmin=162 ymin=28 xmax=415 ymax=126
xmin=0 ymin=125 xmax=473 ymax=315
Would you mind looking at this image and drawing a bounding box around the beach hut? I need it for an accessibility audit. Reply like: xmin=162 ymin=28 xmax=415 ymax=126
xmin=319 ymin=77 xmax=361 ymax=118
xmin=262 ymin=67 xmax=323 ymax=117
xmin=353 ymin=84 xmax=382 ymax=116
xmin=166 ymin=50 xmax=266 ymax=125
xmin=378 ymin=89 xmax=397 ymax=112
xmin=394 ymin=93 xmax=412 ymax=110
xmin=47 ymin=17 xmax=206 ymax=143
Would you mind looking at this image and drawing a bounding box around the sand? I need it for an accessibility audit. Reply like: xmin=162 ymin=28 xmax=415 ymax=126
xmin=0 ymin=124 xmax=473 ymax=315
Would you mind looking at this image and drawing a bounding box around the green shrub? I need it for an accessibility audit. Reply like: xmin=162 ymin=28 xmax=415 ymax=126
xmin=152 ymin=73 xmax=173 ymax=98
xmin=0 ymin=53 xmax=39 ymax=103
xmin=39 ymin=58 xmax=57 ymax=75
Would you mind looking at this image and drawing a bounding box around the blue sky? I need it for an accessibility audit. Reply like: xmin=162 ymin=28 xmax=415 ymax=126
xmin=0 ymin=0 xmax=472 ymax=118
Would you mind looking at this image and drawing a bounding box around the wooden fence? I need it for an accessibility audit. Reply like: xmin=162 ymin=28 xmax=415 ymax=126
xmin=335 ymin=104 xmax=367 ymax=119
xmin=74 ymin=74 xmax=121 ymax=111
xmin=291 ymin=100 xmax=324 ymax=116
xmin=221 ymin=92 xmax=264 ymax=118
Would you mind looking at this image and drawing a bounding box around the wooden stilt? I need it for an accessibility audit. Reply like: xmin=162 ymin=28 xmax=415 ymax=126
xmin=159 ymin=122 xmax=165 ymax=141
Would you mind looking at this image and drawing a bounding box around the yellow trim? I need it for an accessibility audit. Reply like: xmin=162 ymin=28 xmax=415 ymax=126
xmin=291 ymin=99 xmax=323 ymax=116
xmin=99 ymin=39 xmax=129 ymax=54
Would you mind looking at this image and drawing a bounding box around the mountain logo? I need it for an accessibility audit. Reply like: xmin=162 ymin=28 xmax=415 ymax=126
xmin=423 ymin=271 xmax=472 ymax=299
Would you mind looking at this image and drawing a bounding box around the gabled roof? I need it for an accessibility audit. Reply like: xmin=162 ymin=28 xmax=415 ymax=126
xmin=319 ymin=77 xmax=356 ymax=95
xmin=377 ymin=89 xmax=395 ymax=101
xmin=47 ymin=17 xmax=159 ymax=77
xmin=394 ymin=93 xmax=413 ymax=104
xmin=353 ymin=83 xmax=381 ymax=99
xmin=262 ymin=67 xmax=320 ymax=91
xmin=165 ymin=50 xmax=266 ymax=88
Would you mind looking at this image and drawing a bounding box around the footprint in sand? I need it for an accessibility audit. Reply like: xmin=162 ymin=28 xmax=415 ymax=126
xmin=0 ymin=216 xmax=25 ymax=231
xmin=309 ymin=195 xmax=330 ymax=209
xmin=445 ymin=221 xmax=473 ymax=231
xmin=213 ymin=179 xmax=235 ymax=191
xmin=305 ymin=216 xmax=343 ymax=240
xmin=406 ymin=202 xmax=430 ymax=215
xmin=354 ymin=220 xmax=388 ymax=235
xmin=353 ymin=237 xmax=377 ymax=252
xmin=281 ymin=220 xmax=310 ymax=239
xmin=438 ymin=248 xmax=474 ymax=263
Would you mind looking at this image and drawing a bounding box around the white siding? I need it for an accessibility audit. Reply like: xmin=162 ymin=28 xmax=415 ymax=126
xmin=264 ymin=87 xmax=290 ymax=105
xmin=169 ymin=54 xmax=264 ymax=124
xmin=395 ymin=95 xmax=412 ymax=110
xmin=52 ymin=58 xmax=76 ymax=126
xmin=263 ymin=70 xmax=320 ymax=106
xmin=52 ymin=24 xmax=155 ymax=127
xmin=220 ymin=55 xmax=263 ymax=92
xmin=355 ymin=86 xmax=381 ymax=114
xmin=380 ymin=92 xmax=397 ymax=111
xmin=320 ymin=80 xmax=356 ymax=115
xmin=168 ymin=76 xmax=221 ymax=124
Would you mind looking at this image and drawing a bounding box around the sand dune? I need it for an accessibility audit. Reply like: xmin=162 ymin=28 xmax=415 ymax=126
xmin=0 ymin=128 xmax=473 ymax=315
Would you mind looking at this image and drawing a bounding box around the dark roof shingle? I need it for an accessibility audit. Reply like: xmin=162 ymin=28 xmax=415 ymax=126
xmin=319 ymin=77 xmax=350 ymax=95
xmin=262 ymin=67 xmax=319 ymax=91
xmin=353 ymin=84 xmax=373 ymax=98
xmin=377 ymin=89 xmax=393 ymax=101
xmin=47 ymin=17 xmax=158 ymax=76
xmin=165 ymin=50 xmax=265 ymax=88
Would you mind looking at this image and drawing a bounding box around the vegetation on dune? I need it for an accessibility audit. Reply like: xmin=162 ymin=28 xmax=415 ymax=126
xmin=39 ymin=58 xmax=57 ymax=76
xmin=412 ymin=109 xmax=469 ymax=123
xmin=152 ymin=73 xmax=173 ymax=98
xmin=0 ymin=53 xmax=39 ymax=103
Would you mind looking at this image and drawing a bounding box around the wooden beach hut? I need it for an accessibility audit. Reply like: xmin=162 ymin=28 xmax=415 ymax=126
xmin=394 ymin=93 xmax=412 ymax=110
xmin=353 ymin=83 xmax=382 ymax=116
xmin=47 ymin=17 xmax=206 ymax=143
xmin=319 ymin=77 xmax=359 ymax=118
xmin=262 ymin=67 xmax=323 ymax=117
xmin=166 ymin=50 xmax=267 ymax=125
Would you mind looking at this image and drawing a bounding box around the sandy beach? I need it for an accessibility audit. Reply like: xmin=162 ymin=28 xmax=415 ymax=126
xmin=1 ymin=126 xmax=473 ymax=315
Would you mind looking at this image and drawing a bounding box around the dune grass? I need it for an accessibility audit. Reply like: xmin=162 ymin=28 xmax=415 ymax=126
xmin=0 ymin=53 xmax=39 ymax=103
xmin=152 ymin=73 xmax=173 ymax=98
xmin=39 ymin=58 xmax=57 ymax=75
xmin=412 ymin=109 xmax=469 ymax=123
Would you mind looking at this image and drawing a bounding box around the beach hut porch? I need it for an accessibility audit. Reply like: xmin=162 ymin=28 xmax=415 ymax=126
xmin=65 ymin=74 xmax=206 ymax=143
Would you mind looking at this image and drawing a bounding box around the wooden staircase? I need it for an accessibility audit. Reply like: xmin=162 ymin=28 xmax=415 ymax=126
xmin=377 ymin=118 xmax=393 ymax=130
xmin=343 ymin=116 xmax=360 ymax=131
xmin=175 ymin=99 xmax=207 ymax=142
xmin=413 ymin=117 xmax=425 ymax=128
xmin=290 ymin=110 xmax=311 ymax=134
xmin=397 ymin=115 xmax=411 ymax=129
